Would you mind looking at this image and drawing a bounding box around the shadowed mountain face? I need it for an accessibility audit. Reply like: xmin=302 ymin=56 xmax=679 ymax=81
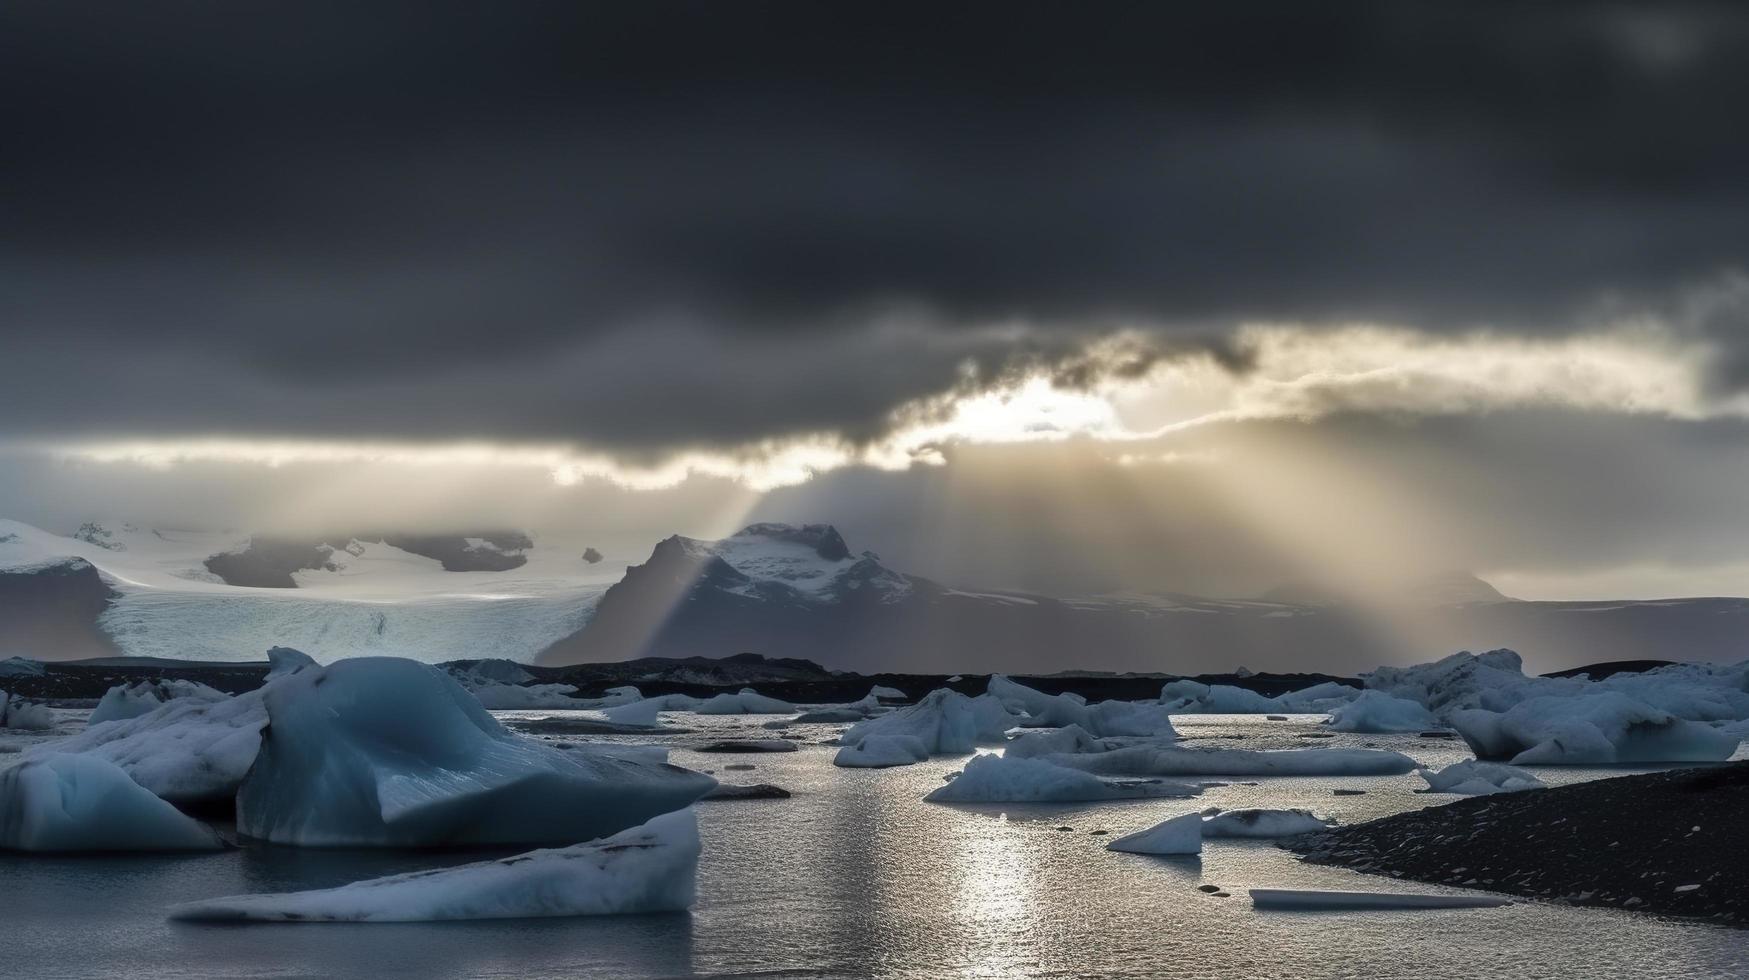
xmin=0 ymin=558 xmax=120 ymax=659
xmin=203 ymin=531 xmax=534 ymax=586
xmin=539 ymin=524 xmax=1749 ymax=675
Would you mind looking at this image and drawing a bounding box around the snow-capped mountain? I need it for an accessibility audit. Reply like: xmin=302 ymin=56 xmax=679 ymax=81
xmin=4 ymin=518 xmax=1748 ymax=674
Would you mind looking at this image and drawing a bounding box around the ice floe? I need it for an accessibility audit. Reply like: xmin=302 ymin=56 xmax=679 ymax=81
xmin=34 ymin=691 xmax=268 ymax=803
xmin=834 ymin=734 xmax=931 ymax=768
xmin=1449 ymin=692 xmax=1739 ymax=765
xmin=1322 ymin=691 xmax=1438 ymax=733
xmin=1105 ymin=812 xmax=1203 ymax=855
xmin=694 ymin=688 xmax=797 ymax=714
xmin=840 ymin=689 xmax=1018 ymax=758
xmin=0 ymin=690 xmax=55 ymax=731
xmin=88 ymin=678 xmax=229 ymax=726
xmin=234 ymin=657 xmax=714 ymax=846
xmin=1200 ymin=808 xmax=1334 ymax=838
xmin=1417 ymin=760 xmax=1545 ymax=795
xmin=1160 ymin=680 xmax=1286 ymax=714
xmin=924 ymin=753 xmax=1201 ymax=803
xmin=171 ymin=809 xmax=700 ymax=922
xmin=1002 ymin=724 xmax=1102 ymax=759
xmin=1 ymin=753 xmax=223 ymax=852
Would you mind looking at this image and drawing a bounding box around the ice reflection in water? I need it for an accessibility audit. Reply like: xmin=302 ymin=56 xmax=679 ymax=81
xmin=0 ymin=711 xmax=1745 ymax=979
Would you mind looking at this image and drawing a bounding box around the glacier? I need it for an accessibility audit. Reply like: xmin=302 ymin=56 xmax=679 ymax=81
xmin=235 ymin=657 xmax=715 ymax=846
xmin=1 ymin=753 xmax=223 ymax=852
xmin=171 ymin=809 xmax=700 ymax=922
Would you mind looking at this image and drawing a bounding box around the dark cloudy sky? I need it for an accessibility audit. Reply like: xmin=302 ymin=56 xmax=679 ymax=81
xmin=5 ymin=2 xmax=1749 ymax=599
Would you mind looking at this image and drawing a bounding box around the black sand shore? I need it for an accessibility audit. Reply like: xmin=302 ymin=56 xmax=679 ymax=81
xmin=1288 ymin=764 xmax=1749 ymax=926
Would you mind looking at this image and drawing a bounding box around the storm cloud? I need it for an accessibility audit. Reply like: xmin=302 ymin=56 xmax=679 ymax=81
xmin=6 ymin=1 xmax=1749 ymax=449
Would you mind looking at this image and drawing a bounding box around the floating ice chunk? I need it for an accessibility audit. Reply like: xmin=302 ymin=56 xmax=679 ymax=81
xmin=235 ymin=658 xmax=715 ymax=847
xmin=794 ymin=690 xmax=888 ymax=723
xmin=1323 ymin=691 xmax=1439 ymax=734
xmin=1004 ymin=724 xmax=1102 ymax=759
xmin=1250 ymin=888 xmax=1510 ymax=910
xmin=1084 ymin=700 xmax=1179 ymax=738
xmin=841 ymin=689 xmax=1017 ymax=755
xmin=0 ymin=657 xmax=45 ymax=678
xmin=1051 ymin=745 xmax=1418 ymax=778
xmin=35 ymin=692 xmax=267 ymax=803
xmin=694 ymin=688 xmax=796 ymax=715
xmin=1 ymin=753 xmax=222 ymax=852
xmin=1418 ymin=760 xmax=1545 ymax=795
xmin=0 ymin=690 xmax=55 ymax=731
xmin=1449 ymin=692 xmax=1739 ymax=765
xmin=88 ymin=678 xmax=230 ymax=726
xmin=924 ymin=753 xmax=1202 ymax=803
xmin=988 ymin=674 xmax=1087 ymax=727
xmin=834 ymin=734 xmax=931 ymax=768
xmin=869 ymin=685 xmax=906 ymax=700
xmin=1160 ymin=680 xmax=1285 ymax=714
xmin=467 ymin=682 xmax=593 ymax=710
xmin=600 ymin=698 xmax=666 ymax=727
xmin=171 ymin=809 xmax=700 ymax=922
xmin=452 ymin=658 xmax=536 ymax=686
xmin=1278 ymin=681 xmax=1362 ymax=712
xmin=1201 ymin=808 xmax=1334 ymax=837
xmin=1105 ymin=812 xmax=1203 ymax=855
xmin=265 ymin=646 xmax=317 ymax=678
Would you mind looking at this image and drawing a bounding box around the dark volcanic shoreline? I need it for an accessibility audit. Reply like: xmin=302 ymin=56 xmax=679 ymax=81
xmin=1288 ymin=764 xmax=1749 ymax=927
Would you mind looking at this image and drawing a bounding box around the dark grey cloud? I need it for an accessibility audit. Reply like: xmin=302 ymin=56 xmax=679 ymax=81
xmin=5 ymin=1 xmax=1749 ymax=447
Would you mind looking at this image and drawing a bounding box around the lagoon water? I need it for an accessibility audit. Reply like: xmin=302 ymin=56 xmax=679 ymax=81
xmin=3 ymin=713 xmax=1746 ymax=979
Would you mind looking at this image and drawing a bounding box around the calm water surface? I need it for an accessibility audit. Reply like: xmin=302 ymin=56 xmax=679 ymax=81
xmin=2 ymin=712 xmax=1745 ymax=979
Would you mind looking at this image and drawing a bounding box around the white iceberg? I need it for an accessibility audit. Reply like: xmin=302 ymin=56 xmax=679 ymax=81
xmin=35 ymin=691 xmax=267 ymax=803
xmin=694 ymin=688 xmax=796 ymax=715
xmin=924 ymin=753 xmax=1202 ymax=804
xmin=834 ymin=734 xmax=931 ymax=768
xmin=1449 ymin=692 xmax=1739 ymax=765
xmin=1105 ymin=812 xmax=1203 ymax=855
xmin=1201 ymin=808 xmax=1334 ymax=837
xmin=988 ymin=674 xmax=1087 ymax=727
xmin=840 ymin=689 xmax=1017 ymax=756
xmin=1278 ymin=681 xmax=1363 ymax=712
xmin=1 ymin=753 xmax=222 ymax=852
xmin=171 ymin=809 xmax=699 ymax=922
xmin=0 ymin=690 xmax=55 ymax=731
xmin=1003 ymin=724 xmax=1103 ymax=759
xmin=1160 ymin=680 xmax=1286 ymax=714
xmin=869 ymin=685 xmax=906 ymax=700
xmin=451 ymin=658 xmax=536 ymax=686
xmin=1050 ymin=744 xmax=1418 ymax=777
xmin=1323 ymin=691 xmax=1439 ymax=733
xmin=88 ymin=678 xmax=230 ymax=726
xmin=990 ymin=676 xmax=1175 ymax=737
xmin=1418 ymin=760 xmax=1545 ymax=795
xmin=235 ymin=657 xmax=715 ymax=846
xmin=793 ymin=690 xmax=888 ymax=723
xmin=466 ymin=682 xmax=594 ymax=710
xmin=265 ymin=646 xmax=317 ymax=678
xmin=1084 ymin=700 xmax=1179 ymax=738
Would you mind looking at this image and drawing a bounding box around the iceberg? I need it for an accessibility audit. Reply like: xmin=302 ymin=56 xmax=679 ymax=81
xmin=841 ymin=689 xmax=1017 ymax=755
xmin=171 ymin=809 xmax=699 ymax=922
xmin=1418 ymin=760 xmax=1544 ymax=795
xmin=1278 ymin=681 xmax=1362 ymax=712
xmin=1105 ymin=812 xmax=1203 ymax=855
xmin=451 ymin=658 xmax=536 ymax=686
xmin=34 ymin=691 xmax=267 ymax=803
xmin=924 ymin=753 xmax=1202 ymax=804
xmin=834 ymin=734 xmax=931 ymax=768
xmin=988 ymin=674 xmax=1087 ymax=727
xmin=1160 ymin=680 xmax=1285 ymax=714
xmin=1201 ymin=808 xmax=1334 ymax=837
xmin=1003 ymin=724 xmax=1103 ymax=759
xmin=1449 ymin=692 xmax=1739 ymax=764
xmin=235 ymin=658 xmax=715 ymax=846
xmin=1 ymin=753 xmax=222 ymax=852
xmin=466 ymin=682 xmax=593 ymax=710
xmin=694 ymin=688 xmax=796 ymax=715
xmin=869 ymin=685 xmax=906 ymax=700
xmin=1323 ymin=691 xmax=1439 ymax=734
xmin=1084 ymin=700 xmax=1179 ymax=738
xmin=1050 ymin=744 xmax=1418 ymax=778
xmin=265 ymin=646 xmax=317 ymax=678
xmin=88 ymin=678 xmax=230 ymax=726
xmin=792 ymin=690 xmax=888 ymax=723
xmin=990 ymin=676 xmax=1175 ymax=737
xmin=0 ymin=690 xmax=55 ymax=731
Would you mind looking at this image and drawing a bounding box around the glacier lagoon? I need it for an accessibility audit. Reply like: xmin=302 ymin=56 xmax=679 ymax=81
xmin=3 ymin=713 xmax=1746 ymax=980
